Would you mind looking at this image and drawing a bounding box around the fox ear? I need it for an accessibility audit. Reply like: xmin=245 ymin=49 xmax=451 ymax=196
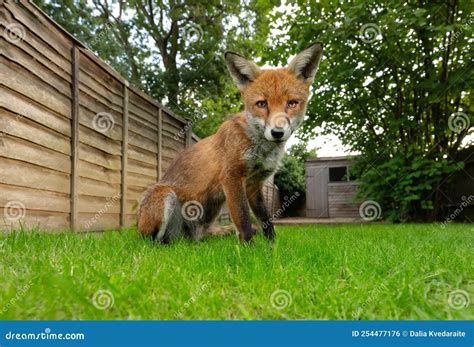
xmin=287 ymin=42 xmax=323 ymax=85
xmin=224 ymin=52 xmax=260 ymax=90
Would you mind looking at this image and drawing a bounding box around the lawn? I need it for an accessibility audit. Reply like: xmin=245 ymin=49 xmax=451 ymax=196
xmin=0 ymin=224 xmax=473 ymax=320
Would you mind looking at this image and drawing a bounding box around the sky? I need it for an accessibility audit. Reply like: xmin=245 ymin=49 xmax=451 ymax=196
xmin=286 ymin=131 xmax=356 ymax=157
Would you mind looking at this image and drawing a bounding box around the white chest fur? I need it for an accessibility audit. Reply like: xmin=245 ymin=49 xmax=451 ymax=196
xmin=244 ymin=140 xmax=285 ymax=179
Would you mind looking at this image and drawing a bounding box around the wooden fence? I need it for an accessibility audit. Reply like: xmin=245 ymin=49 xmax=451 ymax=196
xmin=262 ymin=180 xmax=281 ymax=217
xmin=0 ymin=0 xmax=198 ymax=231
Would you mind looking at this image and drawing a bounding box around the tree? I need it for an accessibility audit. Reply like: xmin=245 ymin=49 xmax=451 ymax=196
xmin=268 ymin=0 xmax=473 ymax=221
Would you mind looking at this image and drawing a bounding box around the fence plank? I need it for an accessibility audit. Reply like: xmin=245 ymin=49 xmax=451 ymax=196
xmin=121 ymin=83 xmax=129 ymax=228
xmin=70 ymin=45 xmax=79 ymax=231
xmin=157 ymin=108 xmax=163 ymax=180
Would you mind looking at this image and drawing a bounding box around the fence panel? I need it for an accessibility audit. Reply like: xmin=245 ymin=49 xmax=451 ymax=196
xmin=0 ymin=1 xmax=73 ymax=230
xmin=161 ymin=110 xmax=187 ymax=173
xmin=76 ymin=49 xmax=124 ymax=231
xmin=124 ymin=89 xmax=160 ymax=227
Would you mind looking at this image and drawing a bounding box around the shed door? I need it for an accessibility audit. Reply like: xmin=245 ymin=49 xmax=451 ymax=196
xmin=306 ymin=166 xmax=329 ymax=218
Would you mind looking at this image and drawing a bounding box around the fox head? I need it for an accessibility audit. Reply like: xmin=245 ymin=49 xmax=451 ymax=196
xmin=224 ymin=43 xmax=323 ymax=142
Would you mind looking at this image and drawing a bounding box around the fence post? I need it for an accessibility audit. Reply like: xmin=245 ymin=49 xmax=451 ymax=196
xmin=120 ymin=81 xmax=129 ymax=228
xmin=185 ymin=125 xmax=192 ymax=147
xmin=70 ymin=45 xmax=79 ymax=231
xmin=157 ymin=108 xmax=162 ymax=180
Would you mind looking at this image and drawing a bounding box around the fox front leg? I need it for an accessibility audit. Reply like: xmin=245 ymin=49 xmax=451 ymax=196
xmin=221 ymin=176 xmax=254 ymax=243
xmin=247 ymin=184 xmax=275 ymax=241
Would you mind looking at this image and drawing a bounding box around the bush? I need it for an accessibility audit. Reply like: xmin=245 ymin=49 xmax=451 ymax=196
xmin=274 ymin=144 xmax=315 ymax=217
xmin=353 ymin=148 xmax=463 ymax=222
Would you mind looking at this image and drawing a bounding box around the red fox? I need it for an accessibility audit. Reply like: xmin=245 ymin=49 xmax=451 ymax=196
xmin=138 ymin=42 xmax=324 ymax=243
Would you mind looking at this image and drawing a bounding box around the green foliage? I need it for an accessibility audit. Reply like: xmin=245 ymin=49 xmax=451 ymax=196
xmin=352 ymin=150 xmax=464 ymax=221
xmin=275 ymin=155 xmax=305 ymax=196
xmin=268 ymin=0 xmax=473 ymax=221
xmin=274 ymin=144 xmax=316 ymax=216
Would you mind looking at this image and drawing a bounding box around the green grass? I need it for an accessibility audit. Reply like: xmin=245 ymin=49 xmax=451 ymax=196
xmin=0 ymin=224 xmax=473 ymax=320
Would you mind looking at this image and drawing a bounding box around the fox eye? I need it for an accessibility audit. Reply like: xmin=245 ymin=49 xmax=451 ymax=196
xmin=256 ymin=100 xmax=267 ymax=108
xmin=287 ymin=100 xmax=299 ymax=108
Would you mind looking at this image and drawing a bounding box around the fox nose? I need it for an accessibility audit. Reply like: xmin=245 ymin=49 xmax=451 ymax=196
xmin=270 ymin=127 xmax=285 ymax=139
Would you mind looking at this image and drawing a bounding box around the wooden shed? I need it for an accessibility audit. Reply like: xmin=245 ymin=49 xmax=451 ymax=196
xmin=305 ymin=156 xmax=359 ymax=218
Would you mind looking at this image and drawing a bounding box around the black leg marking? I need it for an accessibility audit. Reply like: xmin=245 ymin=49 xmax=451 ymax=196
xmin=250 ymin=189 xmax=275 ymax=241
